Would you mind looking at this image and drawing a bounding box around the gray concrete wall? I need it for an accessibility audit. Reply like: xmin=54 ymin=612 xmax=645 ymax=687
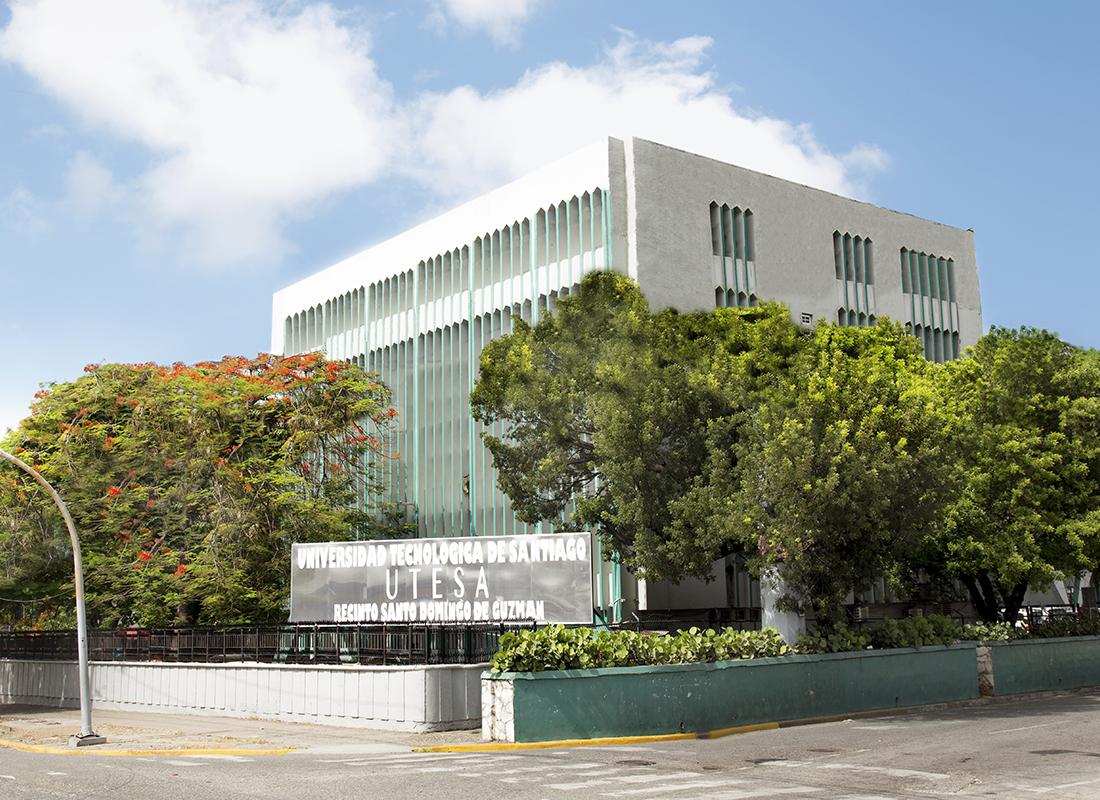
xmin=626 ymin=137 xmax=983 ymax=348
xmin=0 ymin=659 xmax=484 ymax=732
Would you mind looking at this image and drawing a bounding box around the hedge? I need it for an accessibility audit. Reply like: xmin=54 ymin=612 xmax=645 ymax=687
xmin=489 ymin=625 xmax=789 ymax=673
xmin=490 ymin=613 xmax=1100 ymax=672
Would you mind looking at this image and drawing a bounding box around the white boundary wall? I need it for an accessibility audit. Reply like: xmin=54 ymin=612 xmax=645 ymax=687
xmin=0 ymin=659 xmax=484 ymax=732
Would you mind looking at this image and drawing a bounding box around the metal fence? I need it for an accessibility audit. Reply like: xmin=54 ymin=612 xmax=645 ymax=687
xmin=0 ymin=624 xmax=516 ymax=666
xmin=1020 ymin=604 xmax=1084 ymax=626
xmin=614 ymin=607 xmax=763 ymax=633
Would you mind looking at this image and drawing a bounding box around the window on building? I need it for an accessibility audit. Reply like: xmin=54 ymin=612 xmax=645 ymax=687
xmin=833 ymin=231 xmax=876 ymax=327
xmin=710 ymin=202 xmax=758 ymax=308
xmin=710 ymin=202 xmax=755 ymax=259
xmin=900 ymin=247 xmax=960 ymax=361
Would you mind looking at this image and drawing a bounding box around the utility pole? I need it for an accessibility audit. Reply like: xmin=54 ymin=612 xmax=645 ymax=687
xmin=0 ymin=449 xmax=105 ymax=747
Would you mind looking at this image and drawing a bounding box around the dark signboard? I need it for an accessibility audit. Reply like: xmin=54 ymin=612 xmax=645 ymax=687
xmin=290 ymin=532 xmax=594 ymax=625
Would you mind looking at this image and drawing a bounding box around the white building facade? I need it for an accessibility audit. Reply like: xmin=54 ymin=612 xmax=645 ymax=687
xmin=271 ymin=136 xmax=983 ymax=623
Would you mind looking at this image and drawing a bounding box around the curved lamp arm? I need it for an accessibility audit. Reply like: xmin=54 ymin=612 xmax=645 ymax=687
xmin=0 ymin=448 xmax=100 ymax=743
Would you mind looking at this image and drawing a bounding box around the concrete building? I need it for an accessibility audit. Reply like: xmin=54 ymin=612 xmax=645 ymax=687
xmin=271 ymin=136 xmax=983 ymax=623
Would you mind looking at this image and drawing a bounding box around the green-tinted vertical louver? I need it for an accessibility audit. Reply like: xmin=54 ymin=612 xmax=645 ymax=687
xmin=899 ymin=247 xmax=960 ymax=362
xmin=709 ymin=201 xmax=757 ymax=308
xmin=834 ymin=231 xmax=876 ymax=326
xmin=284 ymin=186 xmax=619 ymax=613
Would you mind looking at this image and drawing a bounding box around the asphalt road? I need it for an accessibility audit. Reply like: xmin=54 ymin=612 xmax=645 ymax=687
xmin=3 ymin=691 xmax=1100 ymax=799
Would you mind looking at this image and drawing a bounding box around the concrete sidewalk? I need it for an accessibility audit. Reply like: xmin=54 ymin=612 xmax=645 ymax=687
xmin=0 ymin=704 xmax=480 ymax=755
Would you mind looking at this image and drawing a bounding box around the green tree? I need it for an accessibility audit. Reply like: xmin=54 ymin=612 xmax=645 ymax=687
xmin=471 ymin=271 xmax=803 ymax=581
xmin=677 ymin=322 xmax=954 ymax=629
xmin=930 ymin=328 xmax=1100 ymax=622
xmin=0 ymin=354 xmax=400 ymax=627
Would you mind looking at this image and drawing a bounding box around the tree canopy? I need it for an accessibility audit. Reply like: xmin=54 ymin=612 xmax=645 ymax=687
xmin=928 ymin=328 xmax=1100 ymax=621
xmin=681 ymin=321 xmax=954 ymax=628
xmin=0 ymin=354 xmax=399 ymax=628
xmin=473 ymin=273 xmax=1100 ymax=625
xmin=7 ymin=280 xmax=1096 ymax=631
xmin=472 ymin=271 xmax=804 ymax=581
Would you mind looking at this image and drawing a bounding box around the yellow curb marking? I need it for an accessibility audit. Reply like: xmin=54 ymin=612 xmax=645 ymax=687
xmin=697 ymin=721 xmax=780 ymax=739
xmin=416 ymin=733 xmax=694 ymax=752
xmin=0 ymin=739 xmax=295 ymax=757
xmin=414 ymin=721 xmax=779 ymax=753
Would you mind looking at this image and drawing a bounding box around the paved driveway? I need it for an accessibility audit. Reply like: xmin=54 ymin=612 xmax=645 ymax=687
xmin=3 ymin=691 xmax=1100 ymax=798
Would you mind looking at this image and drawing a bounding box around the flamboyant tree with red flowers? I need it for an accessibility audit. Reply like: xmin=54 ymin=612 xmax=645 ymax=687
xmin=0 ymin=354 xmax=401 ymax=627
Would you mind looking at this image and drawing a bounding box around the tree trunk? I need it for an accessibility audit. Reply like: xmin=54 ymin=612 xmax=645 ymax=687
xmin=811 ymin=598 xmax=845 ymax=634
xmin=176 ymin=599 xmax=201 ymax=625
xmin=961 ymin=574 xmax=1000 ymax=622
xmin=999 ymin=580 xmax=1029 ymax=624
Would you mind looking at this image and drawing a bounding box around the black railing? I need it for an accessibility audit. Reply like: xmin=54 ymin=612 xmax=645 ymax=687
xmin=0 ymin=624 xmax=516 ymax=666
xmin=615 ymin=607 xmax=763 ymax=633
xmin=1020 ymin=604 xmax=1082 ymax=627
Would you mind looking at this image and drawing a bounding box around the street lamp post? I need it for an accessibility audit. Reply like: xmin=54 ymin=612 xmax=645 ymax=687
xmin=0 ymin=449 xmax=105 ymax=747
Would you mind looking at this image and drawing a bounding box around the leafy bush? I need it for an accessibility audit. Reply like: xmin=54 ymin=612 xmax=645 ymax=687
xmin=797 ymin=614 xmax=964 ymax=654
xmin=490 ymin=612 xmax=1100 ymax=671
xmin=867 ymin=615 xmax=963 ymax=649
xmin=960 ymin=621 xmax=1016 ymax=641
xmin=795 ymin=626 xmax=870 ymax=654
xmin=489 ymin=625 xmax=789 ymax=673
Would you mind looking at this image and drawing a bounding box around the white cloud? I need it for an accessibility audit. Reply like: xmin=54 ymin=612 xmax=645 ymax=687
xmin=408 ymin=33 xmax=883 ymax=200
xmin=840 ymin=143 xmax=892 ymax=197
xmin=0 ymin=0 xmax=399 ymax=267
xmin=1 ymin=3 xmax=887 ymax=269
xmin=843 ymin=143 xmax=891 ymax=174
xmin=64 ymin=152 xmax=127 ymax=216
xmin=2 ymin=185 xmax=49 ymax=235
xmin=430 ymin=0 xmax=541 ymax=46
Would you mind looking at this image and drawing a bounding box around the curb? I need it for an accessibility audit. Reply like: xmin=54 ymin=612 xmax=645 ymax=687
xmin=414 ymin=688 xmax=1100 ymax=752
xmin=413 ymin=722 xmax=778 ymax=752
xmin=0 ymin=738 xmax=296 ymax=757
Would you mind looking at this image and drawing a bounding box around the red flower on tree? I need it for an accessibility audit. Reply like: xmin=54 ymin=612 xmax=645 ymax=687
xmin=7 ymin=350 xmax=396 ymax=623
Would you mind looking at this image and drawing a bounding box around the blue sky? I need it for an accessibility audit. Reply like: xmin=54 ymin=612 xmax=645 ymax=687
xmin=1 ymin=0 xmax=1098 ymax=433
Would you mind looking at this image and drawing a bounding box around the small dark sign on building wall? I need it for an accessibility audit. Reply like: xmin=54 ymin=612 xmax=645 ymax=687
xmin=290 ymin=532 xmax=594 ymax=625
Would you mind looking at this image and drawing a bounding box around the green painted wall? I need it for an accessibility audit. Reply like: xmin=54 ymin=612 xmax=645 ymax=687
xmin=494 ymin=644 xmax=979 ymax=742
xmin=990 ymin=636 xmax=1100 ymax=696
